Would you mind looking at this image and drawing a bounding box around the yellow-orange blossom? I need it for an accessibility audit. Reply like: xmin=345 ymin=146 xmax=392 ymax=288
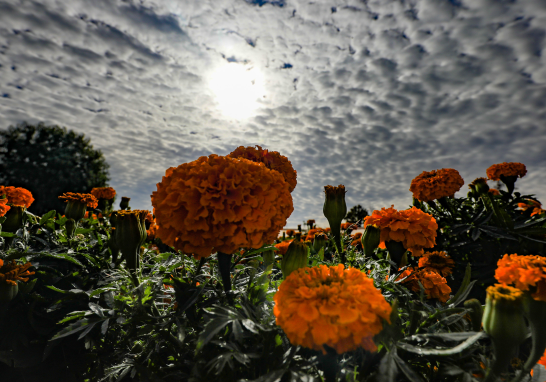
xmin=274 ymin=264 xmax=391 ymax=354
xmin=152 ymin=154 xmax=293 ymax=258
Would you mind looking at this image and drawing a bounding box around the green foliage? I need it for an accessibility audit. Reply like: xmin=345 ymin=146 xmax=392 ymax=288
xmin=0 ymin=122 xmax=110 ymax=215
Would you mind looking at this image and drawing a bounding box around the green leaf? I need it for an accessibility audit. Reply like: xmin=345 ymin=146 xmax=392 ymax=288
xmin=196 ymin=317 xmax=231 ymax=352
xmin=39 ymin=210 xmax=57 ymax=225
xmin=378 ymin=351 xmax=398 ymax=382
xmin=50 ymin=318 xmax=103 ymax=341
xmin=393 ymin=352 xmax=425 ymax=382
xmin=0 ymin=232 xmax=16 ymax=237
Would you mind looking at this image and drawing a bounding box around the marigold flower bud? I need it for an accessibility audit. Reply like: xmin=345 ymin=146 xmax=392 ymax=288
xmin=482 ymin=285 xmax=528 ymax=379
xmin=323 ymin=185 xmax=347 ymax=258
xmin=463 ymin=298 xmax=483 ymax=332
xmin=281 ymin=240 xmax=309 ymax=278
xmin=120 ymin=197 xmax=130 ymax=210
xmin=522 ymin=296 xmax=546 ymax=374
xmin=65 ymin=218 xmax=77 ymax=239
xmin=469 ymin=177 xmax=490 ymax=195
xmin=2 ymin=205 xmax=24 ymax=233
xmin=362 ymin=225 xmax=381 ymax=257
xmin=0 ymin=282 xmax=18 ymax=302
xmin=263 ymin=250 xmax=275 ymax=265
xmin=313 ymin=233 xmax=327 ymax=253
xmin=115 ymin=210 xmax=148 ymax=271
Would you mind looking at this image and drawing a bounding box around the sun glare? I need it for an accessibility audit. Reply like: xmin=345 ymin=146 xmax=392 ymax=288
xmin=209 ymin=63 xmax=266 ymax=120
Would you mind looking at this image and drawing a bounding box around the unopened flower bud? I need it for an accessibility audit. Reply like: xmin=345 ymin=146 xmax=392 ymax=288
xmin=262 ymin=250 xmax=275 ymax=265
xmin=65 ymin=218 xmax=77 ymax=239
xmin=522 ymin=296 xmax=546 ymax=373
xmin=362 ymin=225 xmax=381 ymax=257
xmin=323 ymin=185 xmax=347 ymax=257
xmin=482 ymin=285 xmax=528 ymax=379
xmin=115 ymin=210 xmax=148 ymax=271
xmin=0 ymin=282 xmax=18 ymax=303
xmin=2 ymin=205 xmax=24 ymax=233
xmin=120 ymin=197 xmax=131 ymax=210
xmin=463 ymin=298 xmax=483 ymax=332
xmin=281 ymin=240 xmax=309 ymax=278
xmin=313 ymin=232 xmax=327 ymax=253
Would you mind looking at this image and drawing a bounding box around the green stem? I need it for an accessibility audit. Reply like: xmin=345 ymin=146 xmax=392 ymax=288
xmin=217 ymin=252 xmax=233 ymax=298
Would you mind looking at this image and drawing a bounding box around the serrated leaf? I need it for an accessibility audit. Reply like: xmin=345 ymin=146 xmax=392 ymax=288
xmin=196 ymin=317 xmax=231 ymax=352
xmin=39 ymin=210 xmax=57 ymax=225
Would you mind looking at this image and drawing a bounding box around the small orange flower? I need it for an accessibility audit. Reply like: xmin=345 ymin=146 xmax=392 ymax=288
xmin=151 ymin=154 xmax=294 ymax=259
xmin=495 ymin=254 xmax=546 ymax=301
xmin=274 ymin=264 xmax=392 ymax=354
xmin=518 ymin=199 xmax=544 ymax=216
xmin=285 ymin=229 xmax=295 ymax=237
xmin=341 ymin=222 xmax=354 ymax=230
xmin=396 ymin=267 xmax=451 ymax=303
xmin=409 ymin=168 xmax=464 ymax=202
xmin=84 ymin=211 xmax=101 ymax=220
xmin=488 ymin=188 xmax=500 ymax=196
xmin=0 ymin=198 xmax=10 ymax=217
xmin=486 ymin=162 xmax=527 ymax=181
xmin=0 ymin=259 xmax=35 ymax=286
xmin=228 ymin=146 xmax=297 ymax=192
xmin=351 ymin=232 xmax=363 ymax=248
xmin=0 ymin=186 xmax=35 ymax=208
xmin=58 ymin=192 xmax=98 ymax=209
xmin=363 ymin=206 xmax=437 ymax=256
xmin=275 ymin=240 xmax=293 ymax=255
xmin=305 ymin=228 xmax=326 ymax=241
xmin=307 ymin=219 xmax=315 ymax=225
xmin=90 ymin=187 xmax=116 ymax=200
xmin=418 ymin=251 xmax=455 ymax=276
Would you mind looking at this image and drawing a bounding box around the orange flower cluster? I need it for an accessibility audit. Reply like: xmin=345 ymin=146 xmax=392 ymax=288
xmin=341 ymin=222 xmax=354 ymax=230
xmin=486 ymin=162 xmax=527 ymax=181
xmin=364 ymin=206 xmax=437 ymax=256
xmin=351 ymin=232 xmax=363 ymax=248
xmin=518 ymin=199 xmax=544 ymax=217
xmin=0 ymin=259 xmax=35 ymax=286
xmin=285 ymin=229 xmax=295 ymax=237
xmin=0 ymin=198 xmax=10 ymax=217
xmin=495 ymin=254 xmax=546 ymax=301
xmin=275 ymin=240 xmax=293 ymax=255
xmin=58 ymin=192 xmax=98 ymax=209
xmin=151 ymin=154 xmax=294 ymax=259
xmin=84 ymin=211 xmax=102 ymax=220
xmin=489 ymin=188 xmax=500 ymax=196
xmin=274 ymin=264 xmax=392 ymax=354
xmin=0 ymin=186 xmax=35 ymax=208
xmin=228 ymin=145 xmax=297 ymax=193
xmin=418 ymin=251 xmax=455 ymax=276
xmin=90 ymin=187 xmax=116 ymax=200
xmin=396 ymin=267 xmax=452 ymax=303
xmin=409 ymin=168 xmax=464 ymax=202
xmin=307 ymin=219 xmax=315 ymax=225
xmin=305 ymin=228 xmax=327 ymax=241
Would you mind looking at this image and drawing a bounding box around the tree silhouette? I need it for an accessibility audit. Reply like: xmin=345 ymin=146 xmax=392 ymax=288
xmin=344 ymin=205 xmax=369 ymax=227
xmin=0 ymin=122 xmax=110 ymax=215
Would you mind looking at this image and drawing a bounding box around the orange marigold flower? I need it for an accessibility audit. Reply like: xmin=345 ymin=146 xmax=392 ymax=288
xmin=324 ymin=228 xmax=331 ymax=233
xmin=0 ymin=186 xmax=35 ymax=208
xmin=275 ymin=240 xmax=293 ymax=255
xmin=351 ymin=232 xmax=363 ymax=248
xmin=147 ymin=223 xmax=158 ymax=241
xmin=0 ymin=259 xmax=35 ymax=286
xmin=58 ymin=192 xmax=99 ymax=209
xmin=151 ymin=154 xmax=294 ymax=259
xmin=285 ymin=229 xmax=295 ymax=237
xmin=489 ymin=188 xmax=500 ymax=196
xmin=307 ymin=219 xmax=315 ymax=225
xmin=90 ymin=187 xmax=116 ymax=200
xmin=228 ymin=145 xmax=297 ymax=192
xmin=341 ymin=222 xmax=354 ymax=230
xmin=274 ymin=264 xmax=392 ymax=354
xmin=305 ymin=228 xmax=326 ymax=241
xmin=518 ymin=199 xmax=544 ymax=216
xmin=396 ymin=267 xmax=451 ymax=303
xmin=486 ymin=162 xmax=527 ymax=181
xmin=409 ymin=168 xmax=464 ymax=202
xmin=418 ymin=251 xmax=455 ymax=276
xmin=363 ymin=206 xmax=437 ymax=256
xmin=495 ymin=254 xmax=546 ymax=301
xmin=0 ymin=198 xmax=10 ymax=217
xmin=84 ymin=211 xmax=101 ymax=220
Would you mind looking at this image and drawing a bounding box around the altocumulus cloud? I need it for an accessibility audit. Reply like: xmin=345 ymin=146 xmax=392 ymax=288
xmin=1 ymin=0 xmax=546 ymax=227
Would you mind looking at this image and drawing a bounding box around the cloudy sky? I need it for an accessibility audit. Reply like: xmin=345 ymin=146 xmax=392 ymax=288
xmin=1 ymin=0 xmax=546 ymax=228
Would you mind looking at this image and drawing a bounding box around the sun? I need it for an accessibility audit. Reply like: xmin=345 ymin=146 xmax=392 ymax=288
xmin=209 ymin=63 xmax=266 ymax=120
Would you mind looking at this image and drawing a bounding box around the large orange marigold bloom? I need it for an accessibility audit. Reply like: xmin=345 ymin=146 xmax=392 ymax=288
xmin=58 ymin=192 xmax=98 ymax=209
xmin=495 ymin=254 xmax=546 ymax=301
xmin=396 ymin=267 xmax=451 ymax=303
xmin=90 ymin=187 xmax=116 ymax=200
xmin=151 ymin=154 xmax=294 ymax=259
xmin=275 ymin=239 xmax=293 ymax=255
xmin=363 ymin=206 xmax=437 ymax=256
xmin=418 ymin=251 xmax=455 ymax=276
xmin=409 ymin=168 xmax=464 ymax=202
xmin=274 ymin=264 xmax=391 ymax=354
xmin=0 ymin=186 xmax=35 ymax=208
xmin=0 ymin=198 xmax=10 ymax=217
xmin=0 ymin=259 xmax=35 ymax=286
xmin=228 ymin=146 xmax=297 ymax=192
xmin=486 ymin=162 xmax=527 ymax=181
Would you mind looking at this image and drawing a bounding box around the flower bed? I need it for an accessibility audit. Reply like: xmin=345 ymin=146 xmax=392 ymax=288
xmin=1 ymin=156 xmax=546 ymax=382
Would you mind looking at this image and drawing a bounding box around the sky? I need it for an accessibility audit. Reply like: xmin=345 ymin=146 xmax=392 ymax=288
xmin=1 ymin=0 xmax=546 ymax=228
